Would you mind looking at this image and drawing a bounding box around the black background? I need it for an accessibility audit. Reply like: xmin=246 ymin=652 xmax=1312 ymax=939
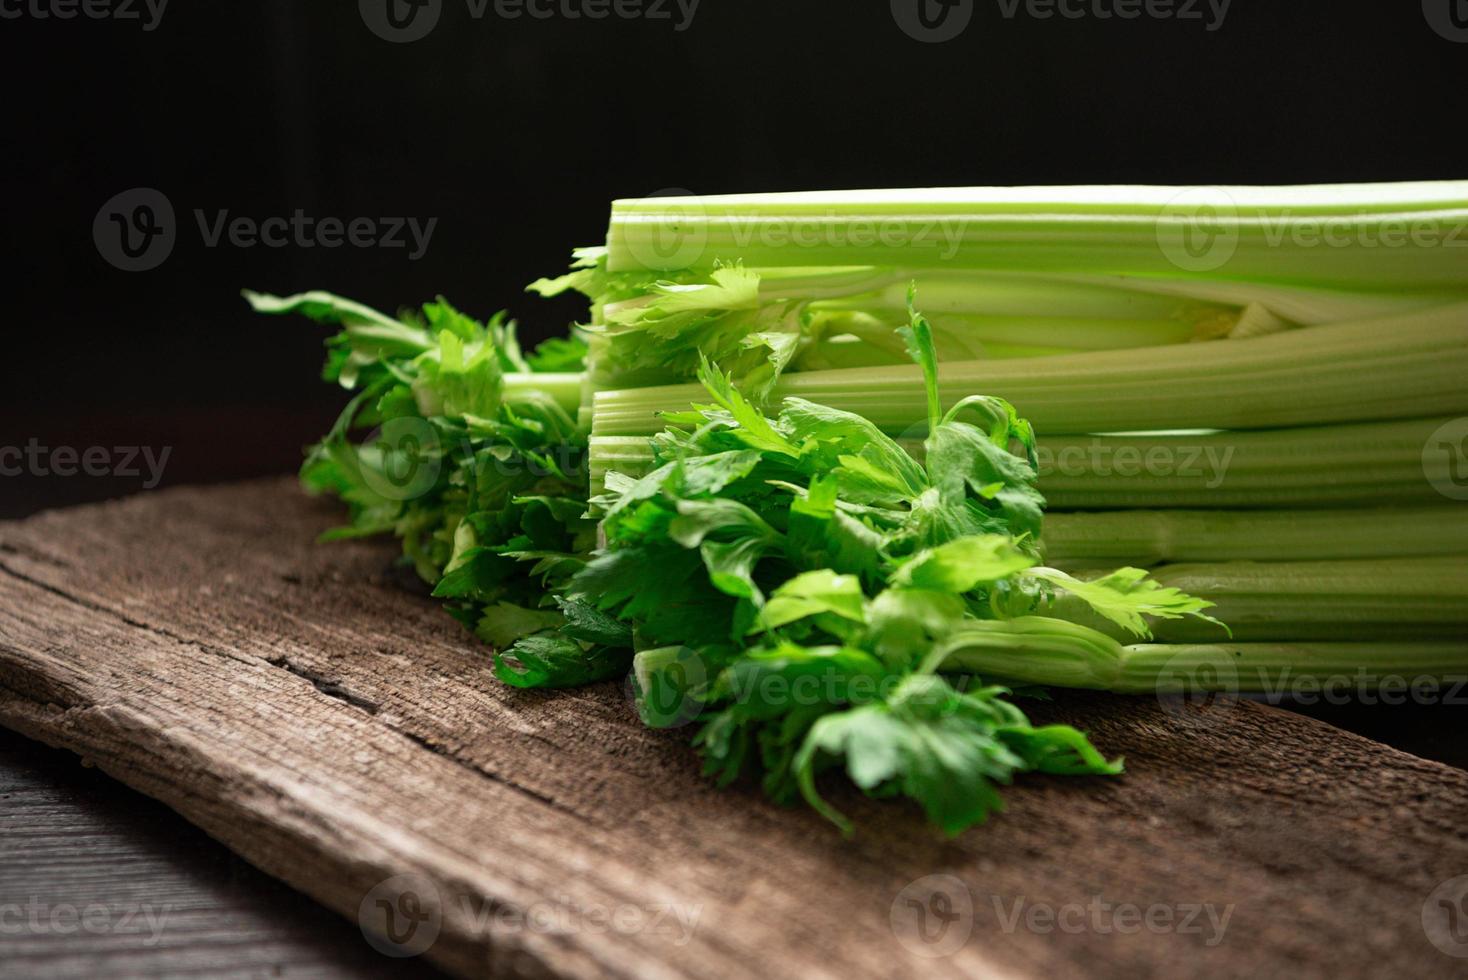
xmin=1 ymin=0 xmax=1464 ymax=516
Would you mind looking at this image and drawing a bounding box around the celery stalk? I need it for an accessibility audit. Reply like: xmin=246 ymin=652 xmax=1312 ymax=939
xmin=1106 ymin=642 xmax=1468 ymax=695
xmin=1042 ymin=507 xmax=1468 ymax=566
xmin=804 ymin=273 xmax=1235 ymax=325
xmin=589 ymin=416 xmax=1459 ymax=508
xmin=590 ymin=302 xmax=1468 ymax=437
xmin=807 ymin=310 xmax=1211 ymax=362
xmin=1037 ymin=417 xmax=1455 ymax=508
xmin=935 ymin=626 xmax=1468 ymax=694
xmin=1045 ymin=557 xmax=1468 ymax=643
xmin=1039 ymin=272 xmax=1462 ymax=325
xmin=606 ymin=182 xmax=1468 ymax=288
xmin=502 ymin=372 xmax=584 ymax=415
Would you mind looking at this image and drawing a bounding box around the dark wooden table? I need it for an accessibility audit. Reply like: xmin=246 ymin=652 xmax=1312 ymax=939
xmin=4 ymin=480 xmax=1468 ymax=978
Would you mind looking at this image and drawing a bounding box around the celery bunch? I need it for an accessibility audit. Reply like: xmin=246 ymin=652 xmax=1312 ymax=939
xmin=251 ymin=180 xmax=1468 ymax=835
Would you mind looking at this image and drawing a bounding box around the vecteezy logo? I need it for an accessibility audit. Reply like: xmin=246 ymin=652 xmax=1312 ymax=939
xmin=891 ymin=0 xmax=973 ymax=42
xmin=625 ymin=645 xmax=708 ymax=728
xmin=1424 ymin=418 xmax=1468 ymax=501
xmin=1155 ymin=186 xmax=1240 ymax=274
xmin=360 ymin=0 xmax=442 ymax=43
xmin=1423 ymin=0 xmax=1468 ymax=42
xmin=619 ymin=187 xmax=708 ymax=272
xmin=1423 ymin=875 xmax=1468 ymax=956
xmin=890 ymin=874 xmax=974 ymax=958
xmin=93 ymin=188 xmax=176 ymax=272
xmin=359 ymin=417 xmax=443 ymax=502
xmin=359 ymin=874 xmax=442 ymax=957
xmin=1154 ymin=647 xmax=1241 ymax=731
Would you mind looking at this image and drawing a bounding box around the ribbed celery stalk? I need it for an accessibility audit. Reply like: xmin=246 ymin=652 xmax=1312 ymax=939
xmin=502 ymin=372 xmax=585 ymax=415
xmin=1045 ymin=557 xmax=1468 ymax=642
xmin=934 ymin=622 xmax=1468 ymax=694
xmin=590 ymin=302 xmax=1468 ymax=437
xmin=696 ymin=264 xmax=1458 ymax=329
xmin=802 ymin=309 xmax=1215 ymax=367
xmin=582 ymin=268 xmax=1254 ymax=395
xmin=1038 ymin=417 xmax=1453 ymax=508
xmin=1042 ymin=507 xmax=1468 ymax=566
xmin=588 ymin=416 xmax=1456 ymax=507
xmin=1104 ymin=642 xmax=1468 ymax=695
xmin=588 ymin=435 xmax=657 ymax=492
xmin=1006 ymin=271 xmax=1462 ymax=325
xmin=610 ymin=266 xmax=1237 ymax=323
xmin=581 ymin=264 xmax=1465 ymax=394
xmin=606 ymin=182 xmax=1468 ymax=288
xmin=741 ymin=264 xmax=1444 ymax=326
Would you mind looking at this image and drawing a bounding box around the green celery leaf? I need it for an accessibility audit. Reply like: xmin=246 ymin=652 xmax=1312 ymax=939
xmin=431 ymin=546 xmax=517 ymax=598
xmin=897 ymin=284 xmax=942 ymax=432
xmin=694 ymin=357 xmax=803 ymax=458
xmin=632 ymin=645 xmax=725 ymax=728
xmin=413 ymin=329 xmax=505 ymax=418
xmin=863 ymin=588 xmax=967 ymax=669
xmin=475 ymin=602 xmax=565 ymax=648
xmin=526 ymin=334 xmax=589 ymax=372
xmin=756 ymin=569 xmax=867 ymax=632
xmin=795 ymin=674 xmax=1119 ymax=836
xmin=555 ymin=596 xmax=634 ymax=647
xmin=494 ymin=633 xmax=630 ymax=689
xmin=716 ymin=643 xmax=889 ymax=723
xmin=786 ymin=477 xmax=888 ymax=584
xmin=922 ymin=420 xmax=1046 ymax=544
xmin=892 ymin=535 xmax=1038 ymax=592
xmin=1028 ymin=566 xmax=1226 ymax=639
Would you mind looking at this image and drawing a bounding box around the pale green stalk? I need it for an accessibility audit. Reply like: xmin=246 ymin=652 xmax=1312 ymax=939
xmin=935 ymin=626 xmax=1468 ymax=694
xmin=1042 ymin=507 xmax=1468 ymax=566
xmin=502 ymin=372 xmax=584 ymax=415
xmin=590 ymin=302 xmax=1468 ymax=436
xmin=588 ymin=416 xmax=1458 ymax=508
xmin=606 ymin=182 xmax=1468 ymax=288
xmin=1045 ymin=557 xmax=1468 ymax=643
xmin=1036 ymin=417 xmax=1454 ymax=508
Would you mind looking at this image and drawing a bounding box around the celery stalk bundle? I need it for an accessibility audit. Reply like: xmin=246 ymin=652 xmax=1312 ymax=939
xmin=542 ymin=183 xmax=1468 ymax=400
xmin=251 ymin=181 xmax=1468 ymax=836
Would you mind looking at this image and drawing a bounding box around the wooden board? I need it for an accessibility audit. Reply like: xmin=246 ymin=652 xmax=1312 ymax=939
xmin=3 ymin=478 xmax=1468 ymax=978
xmin=0 ymin=729 xmax=444 ymax=979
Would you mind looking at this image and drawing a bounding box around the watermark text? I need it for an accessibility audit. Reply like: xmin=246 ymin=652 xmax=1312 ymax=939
xmin=0 ymin=440 xmax=170 ymax=489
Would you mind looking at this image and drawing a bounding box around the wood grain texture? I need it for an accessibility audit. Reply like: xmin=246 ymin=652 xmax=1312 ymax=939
xmin=0 ymin=729 xmax=446 ymax=979
xmin=2 ymin=478 xmax=1467 ymax=979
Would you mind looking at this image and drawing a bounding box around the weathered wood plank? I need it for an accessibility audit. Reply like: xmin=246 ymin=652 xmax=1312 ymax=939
xmin=2 ymin=478 xmax=1467 ymax=978
xmin=0 ymin=729 xmax=442 ymax=979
